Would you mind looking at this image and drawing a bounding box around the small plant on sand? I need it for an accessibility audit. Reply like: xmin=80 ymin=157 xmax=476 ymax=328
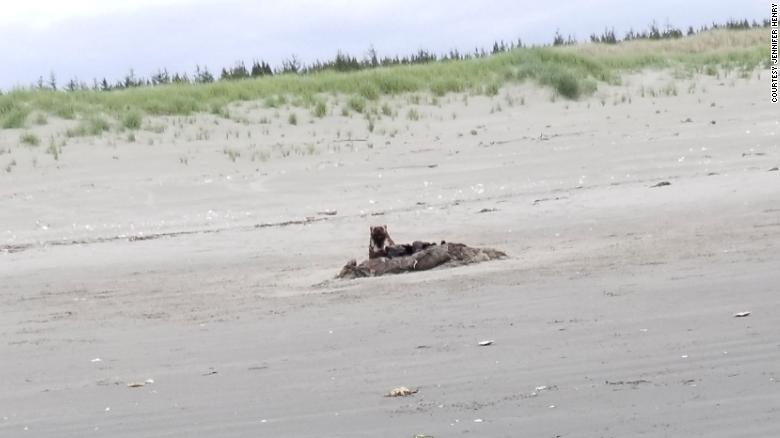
xmin=347 ymin=95 xmax=366 ymax=113
xmin=546 ymin=71 xmax=582 ymax=99
xmin=223 ymin=147 xmax=241 ymax=162
xmin=122 ymin=110 xmax=143 ymax=130
xmin=484 ymin=82 xmax=500 ymax=96
xmin=312 ymin=100 xmax=327 ymax=118
xmin=264 ymin=95 xmax=286 ymax=108
xmin=1 ymin=107 xmax=28 ymax=129
xmin=251 ymin=150 xmax=271 ymax=162
xmin=504 ymin=93 xmax=515 ymax=106
xmin=20 ymin=132 xmax=40 ymax=146
xmin=381 ymin=103 xmax=393 ymax=117
xmin=288 ymin=112 xmax=298 ymax=125
xmin=66 ymin=115 xmax=110 ymax=137
xmin=33 ymin=113 xmax=48 ymax=125
xmin=46 ymin=136 xmax=61 ymax=160
xmin=470 ymin=129 xmax=478 ymax=135
xmin=406 ymin=108 xmax=420 ymax=121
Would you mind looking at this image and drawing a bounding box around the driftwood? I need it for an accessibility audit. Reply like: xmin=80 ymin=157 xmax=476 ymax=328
xmin=337 ymin=242 xmax=506 ymax=279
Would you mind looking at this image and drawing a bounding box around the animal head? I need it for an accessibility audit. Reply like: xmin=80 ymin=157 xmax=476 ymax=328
xmin=370 ymin=225 xmax=390 ymax=247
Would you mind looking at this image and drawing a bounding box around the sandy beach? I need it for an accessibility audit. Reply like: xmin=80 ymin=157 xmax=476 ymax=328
xmin=2 ymin=68 xmax=779 ymax=437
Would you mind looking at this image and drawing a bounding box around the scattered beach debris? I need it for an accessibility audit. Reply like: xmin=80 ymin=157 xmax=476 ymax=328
xmin=532 ymin=196 xmax=565 ymax=206
xmin=248 ymin=365 xmax=269 ymax=371
xmin=650 ymin=181 xmax=671 ymax=188
xmin=473 ymin=418 xmax=483 ymax=423
xmin=530 ymin=385 xmax=558 ymax=396
xmin=386 ymin=386 xmax=418 ymax=397
xmin=126 ymin=378 xmax=154 ymax=388
xmin=478 ymin=340 xmax=495 ymax=346
xmin=681 ymin=117 xmax=693 ymax=123
xmin=605 ymin=379 xmax=650 ymax=386
xmin=769 ymin=167 xmax=779 ymax=172
xmin=414 ymin=435 xmax=434 ymax=438
xmin=733 ymin=311 xmax=751 ymax=318
xmin=91 ymin=358 xmax=102 ymax=363
xmin=317 ymin=210 xmax=337 ymax=216
xmin=478 ymin=208 xmax=498 ymax=213
xmin=202 ymin=368 xmax=218 ymax=376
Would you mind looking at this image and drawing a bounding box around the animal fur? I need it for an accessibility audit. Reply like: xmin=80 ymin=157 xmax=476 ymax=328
xmin=369 ymin=225 xmax=395 ymax=259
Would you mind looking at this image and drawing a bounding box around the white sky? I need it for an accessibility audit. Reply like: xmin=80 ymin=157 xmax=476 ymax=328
xmin=0 ymin=0 xmax=195 ymax=27
xmin=0 ymin=0 xmax=768 ymax=89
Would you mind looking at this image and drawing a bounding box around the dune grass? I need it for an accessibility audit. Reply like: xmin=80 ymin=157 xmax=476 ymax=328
xmin=0 ymin=28 xmax=764 ymax=130
xmin=20 ymin=132 xmax=40 ymax=146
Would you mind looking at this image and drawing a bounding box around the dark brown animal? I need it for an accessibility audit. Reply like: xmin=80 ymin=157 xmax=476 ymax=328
xmin=369 ymin=225 xmax=395 ymax=259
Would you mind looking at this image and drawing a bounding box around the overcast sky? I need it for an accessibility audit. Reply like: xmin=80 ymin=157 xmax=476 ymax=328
xmin=0 ymin=0 xmax=768 ymax=90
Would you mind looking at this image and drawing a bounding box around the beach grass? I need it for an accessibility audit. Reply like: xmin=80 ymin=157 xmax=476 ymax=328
xmin=0 ymin=28 xmax=764 ymax=130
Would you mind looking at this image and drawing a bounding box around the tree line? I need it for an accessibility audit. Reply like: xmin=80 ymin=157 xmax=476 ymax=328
xmin=25 ymin=18 xmax=770 ymax=93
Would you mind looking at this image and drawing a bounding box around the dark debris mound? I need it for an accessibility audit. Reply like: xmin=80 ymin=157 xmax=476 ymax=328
xmin=337 ymin=242 xmax=507 ymax=279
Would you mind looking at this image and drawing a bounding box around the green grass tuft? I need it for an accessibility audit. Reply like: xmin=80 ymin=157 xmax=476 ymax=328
xmin=20 ymin=132 xmax=40 ymax=146
xmin=1 ymin=101 xmax=29 ymax=129
xmin=122 ymin=110 xmax=143 ymax=130
xmin=312 ymin=100 xmax=327 ymax=118
xmin=347 ymin=95 xmax=366 ymax=113
xmin=67 ymin=115 xmax=111 ymax=137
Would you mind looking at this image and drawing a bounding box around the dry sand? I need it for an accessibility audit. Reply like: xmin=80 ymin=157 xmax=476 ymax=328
xmin=1 ymin=70 xmax=779 ymax=437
